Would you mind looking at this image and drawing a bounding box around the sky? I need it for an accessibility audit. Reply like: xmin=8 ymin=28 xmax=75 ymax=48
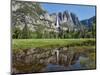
xmin=41 ymin=3 xmax=96 ymax=20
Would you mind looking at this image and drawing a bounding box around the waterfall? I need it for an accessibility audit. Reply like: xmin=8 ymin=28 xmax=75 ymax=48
xmin=55 ymin=13 xmax=60 ymax=33
xmin=56 ymin=13 xmax=59 ymax=28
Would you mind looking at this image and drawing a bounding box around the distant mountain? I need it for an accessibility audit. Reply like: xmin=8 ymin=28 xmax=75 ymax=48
xmin=81 ymin=16 xmax=96 ymax=28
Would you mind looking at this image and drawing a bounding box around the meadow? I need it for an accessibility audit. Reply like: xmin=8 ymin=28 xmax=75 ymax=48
xmin=12 ymin=38 xmax=95 ymax=50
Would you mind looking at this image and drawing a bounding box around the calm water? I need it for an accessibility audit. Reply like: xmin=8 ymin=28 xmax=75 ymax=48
xmin=12 ymin=47 xmax=96 ymax=74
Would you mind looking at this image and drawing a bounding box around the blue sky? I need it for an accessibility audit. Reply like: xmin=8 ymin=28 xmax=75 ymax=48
xmin=41 ymin=3 xmax=96 ymax=20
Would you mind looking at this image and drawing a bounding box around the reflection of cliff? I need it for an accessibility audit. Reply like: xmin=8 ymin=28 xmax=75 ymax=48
xmin=12 ymin=46 xmax=96 ymax=74
xmin=12 ymin=47 xmax=82 ymax=74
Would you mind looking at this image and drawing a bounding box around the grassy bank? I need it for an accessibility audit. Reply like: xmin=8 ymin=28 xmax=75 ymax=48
xmin=12 ymin=38 xmax=95 ymax=50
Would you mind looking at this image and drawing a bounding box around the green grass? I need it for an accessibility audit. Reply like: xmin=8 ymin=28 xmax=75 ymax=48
xmin=12 ymin=38 xmax=95 ymax=50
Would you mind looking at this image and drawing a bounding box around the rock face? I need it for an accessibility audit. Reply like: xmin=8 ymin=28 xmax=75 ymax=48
xmin=41 ymin=11 xmax=81 ymax=32
xmin=13 ymin=9 xmax=82 ymax=33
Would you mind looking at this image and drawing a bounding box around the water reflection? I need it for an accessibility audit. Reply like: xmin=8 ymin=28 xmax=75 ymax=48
xmin=12 ymin=46 xmax=96 ymax=74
